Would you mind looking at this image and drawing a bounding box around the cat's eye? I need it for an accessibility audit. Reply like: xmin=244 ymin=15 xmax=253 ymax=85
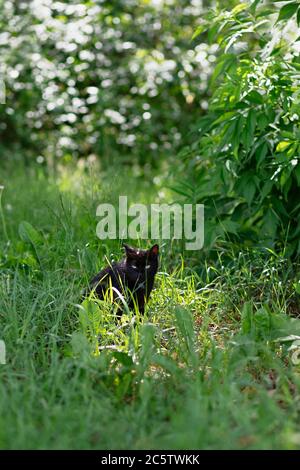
xmin=146 ymin=264 xmax=151 ymax=269
xmin=131 ymin=264 xmax=138 ymax=270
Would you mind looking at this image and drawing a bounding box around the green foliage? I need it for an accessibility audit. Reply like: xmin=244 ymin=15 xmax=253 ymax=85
xmin=0 ymin=0 xmax=214 ymax=166
xmin=175 ymin=0 xmax=300 ymax=255
xmin=18 ymin=221 xmax=43 ymax=246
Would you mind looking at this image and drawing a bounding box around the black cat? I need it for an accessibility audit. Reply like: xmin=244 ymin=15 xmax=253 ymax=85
xmin=86 ymin=244 xmax=159 ymax=316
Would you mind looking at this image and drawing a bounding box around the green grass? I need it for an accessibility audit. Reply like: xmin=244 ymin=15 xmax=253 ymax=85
xmin=1 ymin=165 xmax=300 ymax=449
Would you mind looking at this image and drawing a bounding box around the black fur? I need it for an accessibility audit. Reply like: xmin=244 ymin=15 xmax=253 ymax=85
xmin=86 ymin=244 xmax=159 ymax=316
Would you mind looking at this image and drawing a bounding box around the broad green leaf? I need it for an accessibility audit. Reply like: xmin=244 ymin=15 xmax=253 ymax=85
xmin=280 ymin=169 xmax=292 ymax=197
xmin=281 ymin=130 xmax=295 ymax=139
xmin=256 ymin=141 xmax=268 ymax=167
xmin=260 ymin=180 xmax=273 ymax=200
xmin=232 ymin=115 xmax=245 ymax=158
xmin=113 ymin=351 xmax=134 ymax=367
xmin=208 ymin=22 xmax=219 ymax=45
xmin=245 ymin=90 xmax=264 ymax=104
xmin=220 ymin=120 xmax=236 ymax=150
xmin=276 ymin=141 xmax=292 ymax=152
xmin=221 ymin=219 xmax=239 ymax=234
xmin=236 ymin=174 xmax=257 ymax=205
xmin=232 ymin=3 xmax=248 ymax=15
xmin=211 ymin=54 xmax=236 ymax=84
xmin=294 ymin=282 xmax=300 ymax=295
xmin=192 ymin=23 xmax=207 ymax=40
xmin=243 ymin=178 xmax=256 ymax=205
xmin=257 ymin=113 xmax=269 ymax=131
xmin=212 ymin=111 xmax=236 ymax=126
xmin=287 ymin=142 xmax=297 ymax=158
xmin=18 ymin=221 xmax=43 ymax=245
xmin=277 ymin=2 xmax=299 ymax=22
xmin=261 ymin=208 xmax=279 ymax=239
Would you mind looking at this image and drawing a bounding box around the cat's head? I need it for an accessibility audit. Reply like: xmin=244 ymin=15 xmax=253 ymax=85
xmin=123 ymin=243 xmax=159 ymax=273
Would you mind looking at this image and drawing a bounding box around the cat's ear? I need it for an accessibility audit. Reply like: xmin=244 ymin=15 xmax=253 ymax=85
xmin=123 ymin=243 xmax=135 ymax=255
xmin=149 ymin=244 xmax=159 ymax=256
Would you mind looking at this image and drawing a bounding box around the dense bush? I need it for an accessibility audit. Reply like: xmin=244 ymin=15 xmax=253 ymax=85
xmin=174 ymin=1 xmax=300 ymax=256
